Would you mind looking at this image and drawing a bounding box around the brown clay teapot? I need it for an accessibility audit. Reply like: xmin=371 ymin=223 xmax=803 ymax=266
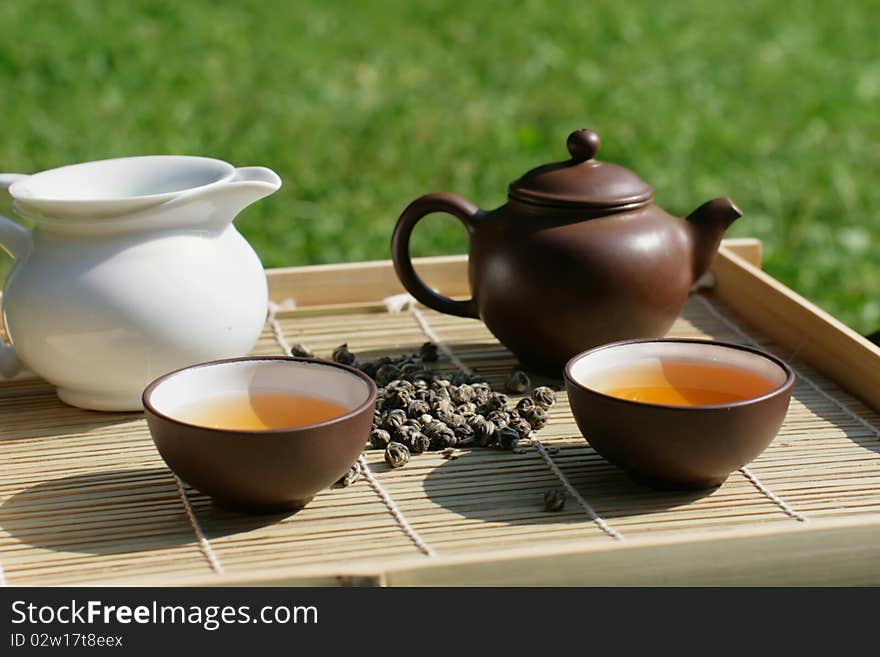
xmin=391 ymin=129 xmax=742 ymax=374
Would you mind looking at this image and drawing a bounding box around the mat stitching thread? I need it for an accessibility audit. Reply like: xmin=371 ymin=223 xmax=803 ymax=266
xmin=530 ymin=439 xmax=623 ymax=540
xmin=357 ymin=455 xmax=436 ymax=557
xmin=174 ymin=475 xmax=225 ymax=575
xmin=266 ymin=299 xmax=436 ymax=558
xmin=267 ymin=300 xmax=296 ymax=355
xmin=385 ymin=293 xmax=624 ymax=541
xmin=0 ymin=561 xmax=8 ymax=586
xmin=739 ymin=466 xmax=807 ymax=522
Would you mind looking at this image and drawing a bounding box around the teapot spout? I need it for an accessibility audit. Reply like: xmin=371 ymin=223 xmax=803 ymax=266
xmin=686 ymin=197 xmax=743 ymax=281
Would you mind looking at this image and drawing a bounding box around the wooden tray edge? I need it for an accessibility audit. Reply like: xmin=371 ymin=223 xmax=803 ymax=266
xmin=713 ymin=246 xmax=880 ymax=413
xmin=93 ymin=512 xmax=880 ymax=587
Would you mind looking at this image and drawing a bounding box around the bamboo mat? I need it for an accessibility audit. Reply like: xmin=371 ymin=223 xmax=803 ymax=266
xmin=1 ymin=290 xmax=880 ymax=586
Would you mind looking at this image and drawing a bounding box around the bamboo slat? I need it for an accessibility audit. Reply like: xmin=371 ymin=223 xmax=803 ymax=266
xmin=1 ymin=238 xmax=879 ymax=586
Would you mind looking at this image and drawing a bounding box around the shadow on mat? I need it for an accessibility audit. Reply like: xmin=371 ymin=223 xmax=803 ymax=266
xmin=0 ymin=468 xmax=295 ymax=554
xmin=421 ymin=449 xmax=716 ymax=525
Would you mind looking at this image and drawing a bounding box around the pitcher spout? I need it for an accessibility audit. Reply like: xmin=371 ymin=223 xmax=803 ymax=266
xmin=200 ymin=166 xmax=282 ymax=222
xmin=686 ymin=197 xmax=743 ymax=281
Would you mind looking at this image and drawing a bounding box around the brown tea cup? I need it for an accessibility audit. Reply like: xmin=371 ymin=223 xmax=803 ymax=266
xmin=564 ymin=339 xmax=795 ymax=490
xmin=143 ymin=357 xmax=377 ymax=513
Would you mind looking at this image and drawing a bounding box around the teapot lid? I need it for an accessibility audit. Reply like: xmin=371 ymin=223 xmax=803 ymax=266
xmin=508 ymin=129 xmax=653 ymax=210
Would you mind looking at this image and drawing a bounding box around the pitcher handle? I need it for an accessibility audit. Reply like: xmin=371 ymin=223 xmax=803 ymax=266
xmin=391 ymin=192 xmax=481 ymax=319
xmin=0 ymin=173 xmax=30 ymax=377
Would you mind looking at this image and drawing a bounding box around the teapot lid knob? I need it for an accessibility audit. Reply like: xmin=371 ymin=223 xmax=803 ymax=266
xmin=566 ymin=129 xmax=600 ymax=162
xmin=507 ymin=127 xmax=653 ymax=209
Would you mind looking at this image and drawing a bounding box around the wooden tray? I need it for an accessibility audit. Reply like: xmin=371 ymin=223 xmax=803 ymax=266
xmin=2 ymin=238 xmax=880 ymax=586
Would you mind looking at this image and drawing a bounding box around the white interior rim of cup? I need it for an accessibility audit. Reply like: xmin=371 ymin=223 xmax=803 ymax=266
xmin=9 ymin=155 xmax=235 ymax=203
xmin=144 ymin=358 xmax=375 ymax=432
xmin=566 ymin=339 xmax=793 ymax=407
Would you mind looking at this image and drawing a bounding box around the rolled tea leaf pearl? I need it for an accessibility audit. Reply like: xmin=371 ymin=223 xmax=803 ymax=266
xmin=487 ymin=421 xmax=505 ymax=447
xmin=407 ymin=399 xmax=431 ymax=417
xmin=381 ymin=409 xmax=407 ymax=431
xmin=432 ymin=398 xmax=455 ymax=418
xmin=290 ymin=343 xmax=314 ymax=358
xmin=393 ymin=424 xmax=418 ymax=447
xmin=385 ymin=442 xmax=411 ymax=468
xmin=390 ymin=379 xmax=415 ymax=393
xmin=423 ymin=420 xmax=456 ymax=449
xmin=544 ymin=488 xmax=565 ymax=512
xmin=370 ymin=428 xmax=392 ymax=449
xmin=376 ymin=364 xmax=401 ymax=386
xmin=470 ymin=384 xmax=491 ymax=406
xmin=481 ymin=392 xmax=509 ymax=414
xmin=400 ymin=420 xmax=421 ymax=444
xmin=415 ymin=388 xmax=435 ymax=403
xmin=446 ymin=413 xmax=467 ymax=429
xmin=433 ymin=385 xmax=452 ymax=402
xmin=455 ymin=421 xmax=474 ymax=441
xmin=505 ymin=369 xmax=531 ymax=394
xmin=509 ymin=413 xmax=533 ymax=439
xmin=457 ymin=402 xmax=477 ymax=415
xmin=524 ymin=406 xmax=548 ymax=430
xmin=434 ymin=432 xmax=457 ymax=449
xmin=410 ymin=431 xmax=431 ymax=453
xmin=450 ymin=384 xmax=475 ymax=405
xmin=532 ymin=386 xmax=557 ymax=410
xmin=334 ymin=460 xmax=363 ymax=487
xmin=332 ymin=343 xmax=357 ymax=366
xmin=384 ymin=387 xmax=412 ymax=410
xmin=515 ymin=397 xmax=537 ymax=415
xmin=498 ymin=426 xmax=521 ymax=450
xmin=359 ymin=361 xmax=379 ymax=379
xmin=419 ymin=341 xmax=439 ymax=362
xmin=422 ymin=419 xmax=448 ymax=439
xmin=469 ymin=416 xmax=497 ymax=447
xmin=486 ymin=410 xmax=511 ymax=430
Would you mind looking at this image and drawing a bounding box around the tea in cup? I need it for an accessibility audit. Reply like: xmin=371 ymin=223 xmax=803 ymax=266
xmin=143 ymin=357 xmax=378 ymax=513
xmin=564 ymin=339 xmax=795 ymax=489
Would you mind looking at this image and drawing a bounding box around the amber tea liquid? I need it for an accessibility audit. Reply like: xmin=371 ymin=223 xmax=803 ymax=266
xmin=599 ymin=359 xmax=776 ymax=406
xmin=177 ymin=392 xmax=350 ymax=430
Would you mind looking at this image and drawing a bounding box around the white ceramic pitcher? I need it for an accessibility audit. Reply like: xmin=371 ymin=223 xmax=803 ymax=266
xmin=0 ymin=156 xmax=281 ymax=411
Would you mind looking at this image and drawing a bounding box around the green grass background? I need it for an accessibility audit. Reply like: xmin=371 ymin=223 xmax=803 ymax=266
xmin=1 ymin=0 xmax=878 ymax=333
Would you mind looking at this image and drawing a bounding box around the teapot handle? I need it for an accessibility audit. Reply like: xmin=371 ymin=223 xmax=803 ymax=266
xmin=391 ymin=192 xmax=480 ymax=319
